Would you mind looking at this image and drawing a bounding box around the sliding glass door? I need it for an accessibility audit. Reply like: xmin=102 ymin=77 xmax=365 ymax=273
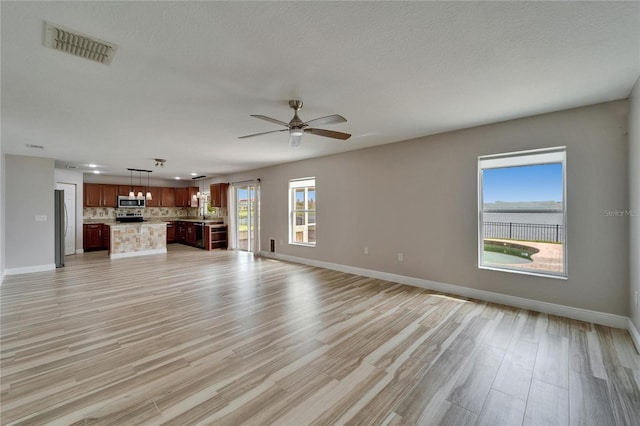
xmin=235 ymin=184 xmax=256 ymax=252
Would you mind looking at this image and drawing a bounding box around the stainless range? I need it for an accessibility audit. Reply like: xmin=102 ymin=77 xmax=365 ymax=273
xmin=116 ymin=211 xmax=144 ymax=223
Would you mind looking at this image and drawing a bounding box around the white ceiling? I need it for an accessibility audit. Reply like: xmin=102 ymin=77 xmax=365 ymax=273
xmin=2 ymin=1 xmax=639 ymax=180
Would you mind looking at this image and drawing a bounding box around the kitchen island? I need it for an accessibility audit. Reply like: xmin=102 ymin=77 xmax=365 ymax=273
xmin=109 ymin=221 xmax=167 ymax=259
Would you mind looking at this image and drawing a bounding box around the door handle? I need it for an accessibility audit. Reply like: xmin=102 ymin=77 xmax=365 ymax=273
xmin=63 ymin=203 xmax=69 ymax=238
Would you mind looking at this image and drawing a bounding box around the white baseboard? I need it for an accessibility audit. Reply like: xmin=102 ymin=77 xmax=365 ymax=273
xmin=5 ymin=263 xmax=56 ymax=276
xmin=261 ymin=252 xmax=629 ymax=330
xmin=75 ymin=249 xmax=84 ymax=254
xmin=628 ymin=319 xmax=640 ymax=353
xmin=110 ymin=248 xmax=167 ymax=259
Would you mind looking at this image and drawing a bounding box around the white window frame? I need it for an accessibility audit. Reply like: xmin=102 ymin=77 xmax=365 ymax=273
xmin=289 ymin=177 xmax=316 ymax=247
xmin=478 ymin=146 xmax=567 ymax=279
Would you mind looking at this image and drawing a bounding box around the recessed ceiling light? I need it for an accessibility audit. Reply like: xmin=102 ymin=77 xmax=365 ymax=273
xmin=190 ymin=173 xmax=197 ymax=176
xmin=88 ymin=164 xmax=97 ymax=168
xmin=175 ymin=177 xmax=181 ymax=180
xmin=93 ymin=170 xmax=101 ymax=174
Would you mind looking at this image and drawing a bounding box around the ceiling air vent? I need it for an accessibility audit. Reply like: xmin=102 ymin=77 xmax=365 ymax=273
xmin=43 ymin=21 xmax=118 ymax=65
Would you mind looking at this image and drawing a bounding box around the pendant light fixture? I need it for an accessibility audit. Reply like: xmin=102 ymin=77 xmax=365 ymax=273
xmin=128 ymin=169 xmax=135 ymax=199
xmin=192 ymin=175 xmax=206 ymax=206
xmin=146 ymin=170 xmax=152 ymax=201
xmin=128 ymin=168 xmax=153 ymax=201
xmin=136 ymin=171 xmax=144 ymax=200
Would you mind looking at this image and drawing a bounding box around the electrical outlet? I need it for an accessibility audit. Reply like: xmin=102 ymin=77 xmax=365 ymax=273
xmin=364 ymin=246 xmax=369 ymax=255
xmin=397 ymin=253 xmax=404 ymax=262
xmin=35 ymin=215 xmax=47 ymax=222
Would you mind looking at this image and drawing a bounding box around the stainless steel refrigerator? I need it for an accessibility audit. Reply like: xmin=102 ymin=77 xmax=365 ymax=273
xmin=54 ymin=189 xmax=65 ymax=268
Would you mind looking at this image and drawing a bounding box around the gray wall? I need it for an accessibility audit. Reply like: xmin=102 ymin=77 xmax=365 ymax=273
xmin=630 ymin=78 xmax=640 ymax=330
xmin=226 ymin=101 xmax=630 ymax=316
xmin=5 ymin=155 xmax=55 ymax=271
xmin=0 ymin=149 xmax=5 ymax=281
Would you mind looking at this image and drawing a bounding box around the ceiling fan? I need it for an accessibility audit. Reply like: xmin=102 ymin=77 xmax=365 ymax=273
xmin=238 ymin=100 xmax=351 ymax=147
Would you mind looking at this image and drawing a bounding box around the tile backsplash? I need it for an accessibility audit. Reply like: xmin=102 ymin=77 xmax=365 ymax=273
xmin=83 ymin=207 xmax=200 ymax=220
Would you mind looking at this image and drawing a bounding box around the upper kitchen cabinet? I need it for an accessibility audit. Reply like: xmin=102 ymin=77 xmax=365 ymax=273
xmin=187 ymin=187 xmax=199 ymax=207
xmin=84 ymin=184 xmax=118 ymax=207
xmin=103 ymin=185 xmax=118 ymax=207
xmin=209 ymin=183 xmax=229 ymax=208
xmin=175 ymin=188 xmax=187 ymax=207
xmin=117 ymin=185 xmax=147 ymax=197
xmin=145 ymin=187 xmax=161 ymax=207
xmin=160 ymin=187 xmax=175 ymax=207
xmin=176 ymin=187 xmax=199 ymax=207
xmin=117 ymin=185 xmax=130 ymax=197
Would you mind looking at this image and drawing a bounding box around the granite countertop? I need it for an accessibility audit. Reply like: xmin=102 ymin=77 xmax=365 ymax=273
xmin=84 ymin=219 xmax=117 ymax=225
xmin=109 ymin=221 xmax=168 ymax=227
xmin=84 ymin=218 xmax=225 ymax=226
xmin=164 ymin=218 xmax=224 ymax=224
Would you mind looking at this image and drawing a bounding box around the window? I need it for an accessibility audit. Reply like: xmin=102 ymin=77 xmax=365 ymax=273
xmin=478 ymin=147 xmax=566 ymax=278
xmin=289 ymin=177 xmax=316 ymax=246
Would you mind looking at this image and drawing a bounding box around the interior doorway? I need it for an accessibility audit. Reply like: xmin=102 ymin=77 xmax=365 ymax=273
xmin=55 ymin=182 xmax=76 ymax=255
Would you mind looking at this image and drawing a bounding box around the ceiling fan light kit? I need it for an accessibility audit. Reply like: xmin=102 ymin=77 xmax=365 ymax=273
xmin=239 ymin=100 xmax=351 ymax=147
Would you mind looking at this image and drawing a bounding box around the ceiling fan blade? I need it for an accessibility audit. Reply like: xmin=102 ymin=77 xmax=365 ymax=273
xmin=304 ymin=128 xmax=351 ymax=140
xmin=304 ymin=114 xmax=347 ymax=127
xmin=238 ymin=129 xmax=287 ymax=139
xmin=289 ymin=134 xmax=302 ymax=148
xmin=250 ymin=115 xmax=289 ymax=127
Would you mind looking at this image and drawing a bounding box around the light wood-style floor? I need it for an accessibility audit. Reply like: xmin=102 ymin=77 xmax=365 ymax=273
xmin=1 ymin=245 xmax=639 ymax=425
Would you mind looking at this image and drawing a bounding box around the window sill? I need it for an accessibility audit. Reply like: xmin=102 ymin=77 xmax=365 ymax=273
xmin=479 ymin=265 xmax=568 ymax=280
xmin=289 ymin=242 xmax=316 ymax=248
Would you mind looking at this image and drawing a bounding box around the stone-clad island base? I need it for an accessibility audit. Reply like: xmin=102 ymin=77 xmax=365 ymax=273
xmin=109 ymin=222 xmax=167 ymax=259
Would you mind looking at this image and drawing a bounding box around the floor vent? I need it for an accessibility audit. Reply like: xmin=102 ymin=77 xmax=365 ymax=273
xmin=43 ymin=21 xmax=118 ymax=65
xmin=270 ymin=239 xmax=276 ymax=253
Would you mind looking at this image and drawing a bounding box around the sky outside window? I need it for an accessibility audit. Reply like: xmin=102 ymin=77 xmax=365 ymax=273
xmin=483 ymin=163 xmax=563 ymax=204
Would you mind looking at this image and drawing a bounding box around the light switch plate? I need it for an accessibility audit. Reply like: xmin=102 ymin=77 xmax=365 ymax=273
xmin=35 ymin=215 xmax=47 ymax=222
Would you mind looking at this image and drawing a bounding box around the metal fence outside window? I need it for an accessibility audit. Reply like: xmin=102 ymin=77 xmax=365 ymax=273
xmin=483 ymin=221 xmax=564 ymax=243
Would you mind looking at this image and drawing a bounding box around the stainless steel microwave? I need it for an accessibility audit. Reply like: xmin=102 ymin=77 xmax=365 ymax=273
xmin=117 ymin=195 xmax=145 ymax=209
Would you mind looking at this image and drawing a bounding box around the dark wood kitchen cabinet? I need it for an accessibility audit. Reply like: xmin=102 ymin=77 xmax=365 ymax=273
xmin=145 ymin=187 xmax=161 ymax=207
xmin=206 ymin=225 xmax=228 ymax=250
xmin=175 ymin=188 xmax=187 ymax=207
xmin=83 ymin=224 xmax=104 ymax=251
xmin=101 ymin=224 xmax=110 ymax=251
xmin=160 ymin=187 xmax=176 ymax=207
xmin=166 ymin=221 xmax=176 ymax=243
xmin=83 ymin=223 xmax=110 ymax=251
xmin=84 ymin=184 xmax=102 ymax=207
xmin=177 ymin=221 xmax=187 ymax=243
xmin=84 ymin=184 xmax=117 ymax=207
xmin=187 ymin=187 xmax=199 ymax=207
xmin=102 ymin=185 xmax=118 ymax=207
xmin=185 ymin=223 xmax=196 ymax=246
xmin=175 ymin=187 xmax=199 ymax=208
xmin=209 ymin=183 xmax=229 ymax=208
